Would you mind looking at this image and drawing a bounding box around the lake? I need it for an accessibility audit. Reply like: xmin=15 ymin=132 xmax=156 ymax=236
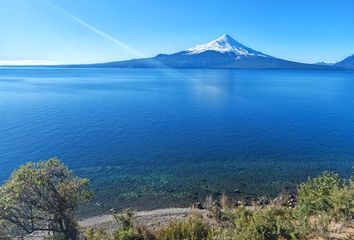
xmin=0 ymin=67 xmax=353 ymax=216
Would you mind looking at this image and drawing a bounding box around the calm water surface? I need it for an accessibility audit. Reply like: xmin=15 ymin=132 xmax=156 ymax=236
xmin=0 ymin=67 xmax=353 ymax=216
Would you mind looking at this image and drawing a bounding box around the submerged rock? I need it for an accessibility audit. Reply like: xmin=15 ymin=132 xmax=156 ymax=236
xmin=233 ymin=189 xmax=241 ymax=194
xmin=192 ymin=202 xmax=204 ymax=209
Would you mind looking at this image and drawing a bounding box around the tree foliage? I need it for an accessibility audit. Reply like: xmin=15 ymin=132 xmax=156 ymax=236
xmin=0 ymin=158 xmax=92 ymax=239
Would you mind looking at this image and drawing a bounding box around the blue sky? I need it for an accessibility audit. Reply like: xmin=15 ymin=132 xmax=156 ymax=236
xmin=0 ymin=0 xmax=353 ymax=65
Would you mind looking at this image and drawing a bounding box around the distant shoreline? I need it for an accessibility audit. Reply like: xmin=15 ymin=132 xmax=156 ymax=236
xmin=0 ymin=65 xmax=350 ymax=71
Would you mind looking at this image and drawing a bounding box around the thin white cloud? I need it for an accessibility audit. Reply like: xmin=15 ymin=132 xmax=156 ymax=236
xmin=43 ymin=0 xmax=142 ymax=57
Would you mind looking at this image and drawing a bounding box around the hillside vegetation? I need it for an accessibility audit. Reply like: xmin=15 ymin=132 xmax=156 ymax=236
xmin=0 ymin=159 xmax=353 ymax=240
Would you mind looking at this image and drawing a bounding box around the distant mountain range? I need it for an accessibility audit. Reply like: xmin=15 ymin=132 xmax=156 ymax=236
xmin=315 ymin=61 xmax=334 ymax=66
xmin=78 ymin=34 xmax=354 ymax=70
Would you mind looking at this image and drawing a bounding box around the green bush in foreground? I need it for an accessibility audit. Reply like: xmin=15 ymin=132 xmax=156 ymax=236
xmin=297 ymin=171 xmax=354 ymax=220
xmin=114 ymin=228 xmax=146 ymax=240
xmin=110 ymin=208 xmax=155 ymax=240
xmin=84 ymin=228 xmax=111 ymax=240
xmin=156 ymin=215 xmax=211 ymax=240
xmin=219 ymin=206 xmax=305 ymax=240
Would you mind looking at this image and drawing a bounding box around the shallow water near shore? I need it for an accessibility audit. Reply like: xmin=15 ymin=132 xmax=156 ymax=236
xmin=0 ymin=67 xmax=353 ymax=216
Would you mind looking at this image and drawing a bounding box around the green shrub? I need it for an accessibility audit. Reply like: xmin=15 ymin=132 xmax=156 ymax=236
xmin=298 ymin=172 xmax=339 ymax=213
xmin=309 ymin=213 xmax=332 ymax=239
xmin=222 ymin=205 xmax=308 ymax=240
xmin=84 ymin=225 xmax=155 ymax=240
xmin=114 ymin=209 xmax=136 ymax=230
xmin=331 ymin=184 xmax=354 ymax=220
xmin=114 ymin=228 xmax=145 ymax=240
xmin=45 ymin=233 xmax=73 ymax=240
xmin=112 ymin=208 xmax=155 ymax=240
xmin=84 ymin=228 xmax=111 ymax=240
xmin=297 ymin=171 xmax=354 ymax=219
xmin=156 ymin=215 xmax=211 ymax=240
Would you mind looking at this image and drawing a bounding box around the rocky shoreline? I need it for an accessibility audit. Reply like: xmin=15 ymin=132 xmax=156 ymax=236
xmin=79 ymin=208 xmax=208 ymax=232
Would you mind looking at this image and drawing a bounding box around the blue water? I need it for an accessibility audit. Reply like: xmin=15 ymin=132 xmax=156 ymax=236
xmin=0 ymin=67 xmax=353 ymax=216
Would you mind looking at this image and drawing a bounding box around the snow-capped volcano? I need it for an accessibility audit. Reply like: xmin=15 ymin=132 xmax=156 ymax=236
xmin=86 ymin=34 xmax=335 ymax=70
xmin=186 ymin=34 xmax=271 ymax=58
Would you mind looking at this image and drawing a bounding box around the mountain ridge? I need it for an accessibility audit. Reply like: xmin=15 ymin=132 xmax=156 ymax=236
xmin=83 ymin=34 xmax=346 ymax=70
xmin=335 ymin=54 xmax=354 ymax=69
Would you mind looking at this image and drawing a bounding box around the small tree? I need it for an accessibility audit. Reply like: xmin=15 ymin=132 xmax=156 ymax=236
xmin=0 ymin=158 xmax=92 ymax=239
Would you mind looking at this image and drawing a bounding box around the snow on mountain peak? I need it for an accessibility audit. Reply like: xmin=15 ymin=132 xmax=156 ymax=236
xmin=186 ymin=34 xmax=270 ymax=58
